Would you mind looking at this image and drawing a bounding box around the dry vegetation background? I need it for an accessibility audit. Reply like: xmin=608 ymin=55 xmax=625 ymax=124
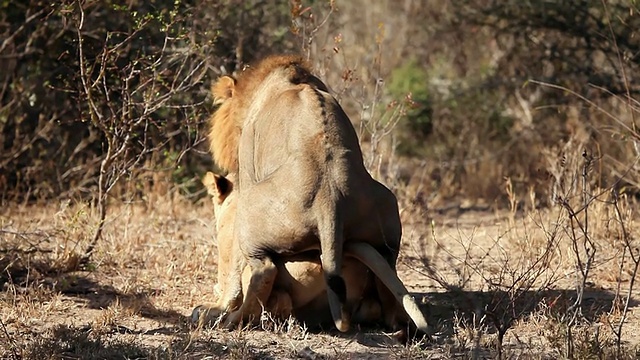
xmin=2 ymin=0 xmax=640 ymax=358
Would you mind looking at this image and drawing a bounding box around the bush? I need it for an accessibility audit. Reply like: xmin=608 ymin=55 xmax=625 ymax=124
xmin=387 ymin=58 xmax=433 ymax=156
xmin=0 ymin=0 xmax=296 ymax=202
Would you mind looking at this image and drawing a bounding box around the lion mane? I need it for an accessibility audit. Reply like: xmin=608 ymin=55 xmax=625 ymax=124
xmin=207 ymin=55 xmax=327 ymax=173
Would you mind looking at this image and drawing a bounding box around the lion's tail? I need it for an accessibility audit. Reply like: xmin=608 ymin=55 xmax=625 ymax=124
xmin=344 ymin=242 xmax=431 ymax=336
xmin=317 ymin=207 xmax=350 ymax=332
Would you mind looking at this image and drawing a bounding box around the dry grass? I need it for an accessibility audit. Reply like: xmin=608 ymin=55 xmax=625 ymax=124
xmin=2 ymin=181 xmax=640 ymax=359
xmin=0 ymin=194 xmax=401 ymax=359
xmin=3 ymin=1 xmax=640 ymax=358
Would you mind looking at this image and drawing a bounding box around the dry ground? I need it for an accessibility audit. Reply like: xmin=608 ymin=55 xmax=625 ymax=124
xmin=2 ymin=192 xmax=640 ymax=359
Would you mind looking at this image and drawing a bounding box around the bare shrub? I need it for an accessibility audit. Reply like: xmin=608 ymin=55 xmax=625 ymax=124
xmin=3 ymin=1 xmax=640 ymax=358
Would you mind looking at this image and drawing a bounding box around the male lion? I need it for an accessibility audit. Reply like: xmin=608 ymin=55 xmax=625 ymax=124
xmin=200 ymin=171 xmax=382 ymax=326
xmin=198 ymin=55 xmax=430 ymax=335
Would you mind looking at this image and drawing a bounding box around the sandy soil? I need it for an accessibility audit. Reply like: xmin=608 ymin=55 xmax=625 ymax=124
xmin=2 ymin=199 xmax=640 ymax=359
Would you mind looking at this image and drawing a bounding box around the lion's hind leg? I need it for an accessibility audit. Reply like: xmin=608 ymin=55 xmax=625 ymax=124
xmin=224 ymin=256 xmax=278 ymax=328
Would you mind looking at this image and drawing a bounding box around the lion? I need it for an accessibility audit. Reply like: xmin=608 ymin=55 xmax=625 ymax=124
xmin=200 ymin=171 xmax=382 ymax=326
xmin=197 ymin=54 xmax=430 ymax=335
xmin=198 ymin=171 xmax=428 ymax=335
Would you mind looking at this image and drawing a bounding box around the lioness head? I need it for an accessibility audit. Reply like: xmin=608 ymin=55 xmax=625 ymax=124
xmin=202 ymin=171 xmax=238 ymax=299
xmin=202 ymin=172 xmax=237 ymax=229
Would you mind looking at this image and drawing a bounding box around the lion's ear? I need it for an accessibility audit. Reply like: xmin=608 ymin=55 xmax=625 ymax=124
xmin=213 ymin=173 xmax=233 ymax=200
xmin=202 ymin=171 xmax=233 ymax=203
xmin=211 ymin=76 xmax=236 ymax=105
xmin=202 ymin=172 xmax=217 ymax=196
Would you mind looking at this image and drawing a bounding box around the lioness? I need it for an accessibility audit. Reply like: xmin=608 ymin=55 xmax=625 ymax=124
xmin=201 ymin=171 xmax=382 ymax=326
xmin=199 ymin=55 xmax=429 ymax=335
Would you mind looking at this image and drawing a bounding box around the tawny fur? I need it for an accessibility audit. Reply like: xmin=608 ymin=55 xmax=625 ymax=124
xmin=200 ymin=54 xmax=430 ymax=336
xmin=207 ymin=55 xmax=321 ymax=173
xmin=201 ymin=172 xmax=380 ymax=325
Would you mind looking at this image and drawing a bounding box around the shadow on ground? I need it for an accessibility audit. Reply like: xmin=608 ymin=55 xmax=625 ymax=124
xmin=1 ymin=246 xmax=187 ymax=327
xmin=9 ymin=266 xmax=636 ymax=339
xmin=51 ymin=271 xmax=188 ymax=326
xmin=12 ymin=325 xmax=233 ymax=360
xmin=4 ymin=263 xmax=638 ymax=359
xmin=417 ymin=287 xmax=638 ymax=337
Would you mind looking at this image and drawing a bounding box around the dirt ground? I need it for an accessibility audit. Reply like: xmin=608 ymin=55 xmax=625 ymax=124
xmin=2 ymin=195 xmax=640 ymax=359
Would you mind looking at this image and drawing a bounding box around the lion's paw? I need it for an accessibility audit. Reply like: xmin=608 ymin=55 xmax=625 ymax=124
xmin=191 ymin=305 xmax=227 ymax=328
